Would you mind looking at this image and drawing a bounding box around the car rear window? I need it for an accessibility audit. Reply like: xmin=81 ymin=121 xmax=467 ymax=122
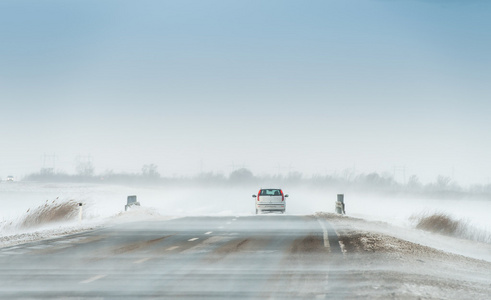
xmin=260 ymin=189 xmax=282 ymax=196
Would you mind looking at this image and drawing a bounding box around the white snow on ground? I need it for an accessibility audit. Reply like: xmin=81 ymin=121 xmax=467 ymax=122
xmin=323 ymin=213 xmax=491 ymax=263
xmin=0 ymin=221 xmax=102 ymax=248
xmin=0 ymin=206 xmax=177 ymax=248
xmin=1 ymin=182 xmax=490 ymax=262
xmin=0 ymin=182 xmax=183 ymax=247
xmin=317 ymin=213 xmax=491 ymax=299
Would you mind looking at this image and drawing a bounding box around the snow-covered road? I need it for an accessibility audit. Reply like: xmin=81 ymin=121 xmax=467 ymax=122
xmin=1 ymin=214 xmax=490 ymax=299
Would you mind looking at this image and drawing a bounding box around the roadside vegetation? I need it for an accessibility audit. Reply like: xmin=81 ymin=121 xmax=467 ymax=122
xmin=412 ymin=212 xmax=491 ymax=244
xmin=19 ymin=199 xmax=80 ymax=229
xmin=0 ymin=198 xmax=82 ymax=234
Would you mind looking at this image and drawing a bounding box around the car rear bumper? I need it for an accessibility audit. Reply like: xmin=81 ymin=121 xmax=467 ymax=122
xmin=256 ymin=204 xmax=285 ymax=211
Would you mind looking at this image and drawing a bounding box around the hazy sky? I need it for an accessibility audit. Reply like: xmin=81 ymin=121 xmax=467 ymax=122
xmin=1 ymin=0 xmax=490 ymax=184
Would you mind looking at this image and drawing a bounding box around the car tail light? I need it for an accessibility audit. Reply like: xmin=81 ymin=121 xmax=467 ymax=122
xmin=257 ymin=189 xmax=261 ymax=201
xmin=280 ymin=190 xmax=284 ymax=201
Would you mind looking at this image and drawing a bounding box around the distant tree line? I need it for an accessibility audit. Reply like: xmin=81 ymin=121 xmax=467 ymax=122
xmin=22 ymin=166 xmax=491 ymax=200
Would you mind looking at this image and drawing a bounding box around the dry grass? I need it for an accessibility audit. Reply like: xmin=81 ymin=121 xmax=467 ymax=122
xmin=412 ymin=212 xmax=491 ymax=244
xmin=20 ymin=199 xmax=80 ymax=229
xmin=414 ymin=212 xmax=460 ymax=235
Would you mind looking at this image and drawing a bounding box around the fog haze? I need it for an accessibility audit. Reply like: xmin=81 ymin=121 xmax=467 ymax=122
xmin=1 ymin=0 xmax=491 ymax=185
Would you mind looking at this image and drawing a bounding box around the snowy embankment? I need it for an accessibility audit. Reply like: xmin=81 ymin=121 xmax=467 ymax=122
xmin=0 ymin=182 xmax=177 ymax=248
xmin=2 ymin=206 xmax=181 ymax=248
xmin=0 ymin=202 xmax=174 ymax=248
xmin=1 ymin=182 xmax=490 ymax=262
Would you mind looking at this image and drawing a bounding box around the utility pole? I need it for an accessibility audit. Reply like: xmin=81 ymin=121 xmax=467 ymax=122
xmin=42 ymin=153 xmax=57 ymax=174
xmin=229 ymin=161 xmax=236 ymax=173
xmin=393 ymin=166 xmax=406 ymax=184
xmin=76 ymin=154 xmax=94 ymax=176
xmin=276 ymin=164 xmax=286 ymax=176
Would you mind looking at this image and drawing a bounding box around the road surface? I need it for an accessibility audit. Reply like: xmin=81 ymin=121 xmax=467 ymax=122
xmin=1 ymin=214 xmax=490 ymax=299
xmin=0 ymin=215 xmax=344 ymax=299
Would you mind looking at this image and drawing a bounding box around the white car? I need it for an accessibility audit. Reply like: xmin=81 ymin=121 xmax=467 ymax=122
xmin=252 ymin=188 xmax=288 ymax=214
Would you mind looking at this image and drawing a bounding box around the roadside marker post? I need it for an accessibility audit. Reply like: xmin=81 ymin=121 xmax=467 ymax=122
xmin=335 ymin=194 xmax=345 ymax=215
xmin=78 ymin=203 xmax=83 ymax=222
